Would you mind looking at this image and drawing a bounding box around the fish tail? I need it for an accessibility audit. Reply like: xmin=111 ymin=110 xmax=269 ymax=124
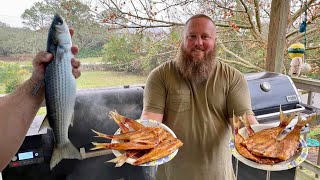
xmin=233 ymin=112 xmax=242 ymax=130
xmin=280 ymin=111 xmax=296 ymax=127
xmin=109 ymin=111 xmax=130 ymax=133
xmin=239 ymin=112 xmax=255 ymax=136
xmin=109 ymin=111 xmax=121 ymax=123
xmin=91 ymin=142 xmax=110 ymax=150
xmin=91 ymin=129 xmax=110 ymax=139
xmin=279 ymin=106 xmax=289 ymax=126
xmin=106 ymin=155 xmax=125 ymax=163
xmin=106 ymin=154 xmax=127 ymax=167
xmin=50 ymin=140 xmax=82 ymax=170
xmin=115 ymin=158 xmax=127 ymax=167
xmin=296 ymin=114 xmax=316 ymax=127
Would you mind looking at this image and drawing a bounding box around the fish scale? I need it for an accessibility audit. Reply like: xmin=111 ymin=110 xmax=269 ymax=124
xmin=42 ymin=14 xmax=82 ymax=170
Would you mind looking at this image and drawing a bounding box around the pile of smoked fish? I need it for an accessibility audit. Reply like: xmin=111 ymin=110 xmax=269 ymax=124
xmin=233 ymin=109 xmax=316 ymax=165
xmin=91 ymin=111 xmax=183 ymax=167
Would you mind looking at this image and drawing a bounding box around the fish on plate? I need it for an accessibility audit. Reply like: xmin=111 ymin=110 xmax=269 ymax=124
xmin=233 ymin=108 xmax=316 ymax=164
xmin=91 ymin=111 xmax=183 ymax=167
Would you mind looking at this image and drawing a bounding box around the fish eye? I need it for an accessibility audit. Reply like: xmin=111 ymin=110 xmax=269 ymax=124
xmin=57 ymin=19 xmax=63 ymax=25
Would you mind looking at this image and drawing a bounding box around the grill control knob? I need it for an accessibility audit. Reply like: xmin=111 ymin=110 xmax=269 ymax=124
xmin=12 ymin=156 xmax=17 ymax=161
xmin=260 ymin=82 xmax=271 ymax=92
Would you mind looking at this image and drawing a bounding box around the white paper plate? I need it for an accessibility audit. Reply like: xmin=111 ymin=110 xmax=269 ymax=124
xmin=111 ymin=119 xmax=179 ymax=166
xmin=229 ymin=124 xmax=308 ymax=171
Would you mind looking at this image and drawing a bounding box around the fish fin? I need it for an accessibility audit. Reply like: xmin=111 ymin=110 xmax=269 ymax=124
xmin=39 ymin=115 xmax=51 ymax=132
xmin=50 ymin=140 xmax=82 ymax=170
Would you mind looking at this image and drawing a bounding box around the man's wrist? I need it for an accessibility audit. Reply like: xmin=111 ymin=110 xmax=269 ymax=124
xmin=29 ymin=76 xmax=45 ymax=96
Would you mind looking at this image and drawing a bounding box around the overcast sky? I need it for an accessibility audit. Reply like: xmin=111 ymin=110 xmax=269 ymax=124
xmin=0 ymin=0 xmax=42 ymax=27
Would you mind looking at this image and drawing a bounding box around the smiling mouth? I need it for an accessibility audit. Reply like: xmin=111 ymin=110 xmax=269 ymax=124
xmin=192 ymin=49 xmax=204 ymax=52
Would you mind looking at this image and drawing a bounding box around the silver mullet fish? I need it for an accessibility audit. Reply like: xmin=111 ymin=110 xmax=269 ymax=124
xmin=42 ymin=14 xmax=82 ymax=169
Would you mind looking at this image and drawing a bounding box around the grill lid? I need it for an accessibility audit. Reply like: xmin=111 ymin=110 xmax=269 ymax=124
xmin=245 ymin=72 xmax=303 ymax=117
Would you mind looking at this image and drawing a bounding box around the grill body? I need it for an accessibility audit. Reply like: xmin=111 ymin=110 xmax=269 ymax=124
xmin=235 ymin=72 xmax=310 ymax=180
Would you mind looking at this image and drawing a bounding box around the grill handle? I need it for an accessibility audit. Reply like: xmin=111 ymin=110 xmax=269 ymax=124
xmin=255 ymin=104 xmax=305 ymax=120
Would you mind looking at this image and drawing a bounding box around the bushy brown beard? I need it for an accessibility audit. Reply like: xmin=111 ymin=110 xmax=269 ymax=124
xmin=175 ymin=44 xmax=216 ymax=83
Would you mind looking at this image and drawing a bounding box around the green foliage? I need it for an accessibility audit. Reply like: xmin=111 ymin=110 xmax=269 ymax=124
xmin=0 ymin=62 xmax=25 ymax=93
xmin=5 ymin=79 xmax=20 ymax=93
xmin=101 ymin=27 xmax=181 ymax=75
xmin=80 ymin=57 xmax=103 ymax=63
xmin=18 ymin=0 xmax=108 ymax=57
xmin=0 ymin=26 xmax=46 ymax=56
xmin=102 ymin=34 xmax=139 ymax=72
xmin=76 ymin=71 xmax=147 ymax=88
xmin=21 ymin=2 xmax=52 ymax=30
xmin=308 ymin=126 xmax=320 ymax=139
xmin=77 ymin=47 xmax=103 ymax=58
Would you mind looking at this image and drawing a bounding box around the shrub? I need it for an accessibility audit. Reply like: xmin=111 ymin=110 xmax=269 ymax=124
xmin=0 ymin=61 xmax=24 ymax=93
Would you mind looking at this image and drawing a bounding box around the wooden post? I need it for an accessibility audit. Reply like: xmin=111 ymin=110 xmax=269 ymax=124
xmin=266 ymin=0 xmax=290 ymax=72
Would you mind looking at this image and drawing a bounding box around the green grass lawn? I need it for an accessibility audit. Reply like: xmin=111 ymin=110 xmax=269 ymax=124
xmin=0 ymin=57 xmax=103 ymax=67
xmin=1 ymin=57 xmax=147 ymax=115
xmin=76 ymin=71 xmax=146 ymax=89
xmin=80 ymin=57 xmax=103 ymax=63
xmin=0 ymin=61 xmax=32 ymax=66
xmin=0 ymin=69 xmax=147 ymax=115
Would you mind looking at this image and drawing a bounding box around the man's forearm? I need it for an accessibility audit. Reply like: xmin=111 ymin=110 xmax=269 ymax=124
xmin=0 ymin=78 xmax=44 ymax=171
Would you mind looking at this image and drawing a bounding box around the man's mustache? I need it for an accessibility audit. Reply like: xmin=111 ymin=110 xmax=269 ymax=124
xmin=192 ymin=48 xmax=205 ymax=51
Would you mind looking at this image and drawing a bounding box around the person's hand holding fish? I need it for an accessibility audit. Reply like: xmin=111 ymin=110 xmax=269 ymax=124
xmin=31 ymin=28 xmax=81 ymax=86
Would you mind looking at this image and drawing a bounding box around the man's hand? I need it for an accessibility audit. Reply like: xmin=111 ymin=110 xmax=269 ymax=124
xmin=31 ymin=28 xmax=81 ymax=83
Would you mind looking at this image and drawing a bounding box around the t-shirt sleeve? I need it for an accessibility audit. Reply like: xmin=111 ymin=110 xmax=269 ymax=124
xmin=143 ymin=67 xmax=166 ymax=114
xmin=227 ymin=71 xmax=254 ymax=118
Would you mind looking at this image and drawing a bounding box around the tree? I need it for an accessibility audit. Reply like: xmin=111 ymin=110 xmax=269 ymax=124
xmin=93 ymin=0 xmax=320 ymax=74
xmin=21 ymin=2 xmax=52 ymax=30
xmin=21 ymin=0 xmax=109 ymax=58
xmin=0 ymin=26 xmax=45 ymax=56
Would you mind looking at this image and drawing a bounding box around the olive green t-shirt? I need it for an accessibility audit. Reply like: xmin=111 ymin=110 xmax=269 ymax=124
xmin=143 ymin=60 xmax=253 ymax=180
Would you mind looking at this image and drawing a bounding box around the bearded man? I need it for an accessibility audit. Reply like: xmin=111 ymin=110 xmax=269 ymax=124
xmin=141 ymin=14 xmax=258 ymax=180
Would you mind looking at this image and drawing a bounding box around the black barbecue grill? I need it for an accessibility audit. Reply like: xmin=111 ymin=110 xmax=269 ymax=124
xmin=235 ymin=72 xmax=318 ymax=180
xmin=2 ymin=72 xmax=318 ymax=180
xmin=246 ymin=72 xmax=305 ymax=120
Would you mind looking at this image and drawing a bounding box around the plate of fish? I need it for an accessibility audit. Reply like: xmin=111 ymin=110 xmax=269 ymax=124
xmin=91 ymin=111 xmax=183 ymax=167
xmin=229 ymin=110 xmax=316 ymax=171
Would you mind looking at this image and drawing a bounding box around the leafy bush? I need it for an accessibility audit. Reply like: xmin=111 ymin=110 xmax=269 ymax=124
xmin=0 ymin=62 xmax=25 ymax=93
xmin=102 ymin=28 xmax=181 ymax=75
xmin=5 ymin=78 xmax=20 ymax=93
xmin=102 ymin=34 xmax=139 ymax=72
xmin=77 ymin=47 xmax=103 ymax=58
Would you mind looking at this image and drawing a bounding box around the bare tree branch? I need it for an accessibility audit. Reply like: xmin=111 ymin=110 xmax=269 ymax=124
xmin=288 ymin=0 xmax=316 ymax=25
xmin=286 ymin=11 xmax=320 ymax=39
xmin=253 ymin=0 xmax=262 ymax=33
xmin=211 ymin=0 xmax=245 ymax=12
xmin=288 ymin=27 xmax=318 ymax=45
xmin=238 ymin=0 xmax=263 ymax=41
xmin=217 ymin=39 xmax=264 ymax=71
xmin=306 ymin=46 xmax=320 ymax=50
xmin=217 ymin=57 xmax=262 ymax=71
